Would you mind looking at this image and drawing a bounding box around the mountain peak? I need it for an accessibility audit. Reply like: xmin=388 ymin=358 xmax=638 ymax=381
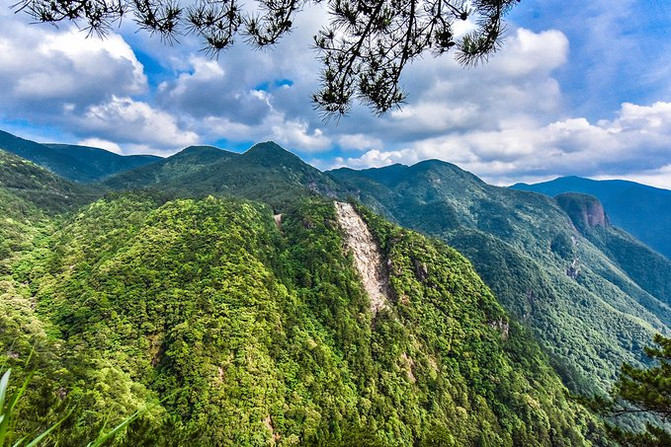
xmin=555 ymin=192 xmax=609 ymax=231
xmin=170 ymin=145 xmax=238 ymax=162
xmin=245 ymin=141 xmax=291 ymax=156
xmin=242 ymin=141 xmax=308 ymax=167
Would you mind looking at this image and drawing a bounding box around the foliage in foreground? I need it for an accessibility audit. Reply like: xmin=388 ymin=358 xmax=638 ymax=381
xmin=606 ymin=334 xmax=671 ymax=446
xmin=14 ymin=0 xmax=519 ymax=116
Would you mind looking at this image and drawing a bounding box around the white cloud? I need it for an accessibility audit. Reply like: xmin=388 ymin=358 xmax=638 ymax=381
xmin=338 ymin=134 xmax=383 ymax=151
xmin=339 ymin=101 xmax=671 ymax=185
xmin=271 ymin=120 xmax=331 ymax=152
xmin=488 ymin=29 xmax=569 ymax=78
xmin=0 ymin=24 xmax=146 ymax=109
xmin=77 ymin=138 xmax=123 ymax=154
xmin=76 ymin=96 xmax=199 ymax=150
xmin=3 ymin=0 xmax=671 ymax=185
xmin=334 ymin=148 xmax=417 ymax=169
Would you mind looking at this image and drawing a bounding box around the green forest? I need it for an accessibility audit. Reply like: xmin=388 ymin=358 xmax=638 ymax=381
xmin=1 ymin=137 xmax=670 ymax=445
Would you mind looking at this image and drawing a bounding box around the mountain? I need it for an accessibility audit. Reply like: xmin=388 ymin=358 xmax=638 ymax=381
xmin=104 ymin=141 xmax=341 ymax=210
xmin=4 ymin=141 xmax=666 ymax=444
xmin=555 ymin=193 xmax=671 ymax=311
xmin=1 ymin=188 xmax=611 ymax=445
xmin=0 ymin=129 xmax=161 ymax=182
xmin=0 ymin=148 xmax=99 ymax=214
xmin=0 ymin=147 xmax=100 ymax=307
xmin=329 ymin=161 xmax=671 ymax=396
xmin=511 ymin=176 xmax=671 ymax=259
xmin=103 ymin=144 xmax=239 ymax=190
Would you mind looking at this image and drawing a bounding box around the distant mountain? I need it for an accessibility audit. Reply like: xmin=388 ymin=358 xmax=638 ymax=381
xmin=511 ymin=176 xmax=671 ymax=259
xmin=0 ymin=148 xmax=100 ymax=276
xmin=329 ymin=161 xmax=671 ymax=395
xmin=104 ymin=141 xmax=341 ymax=210
xmin=555 ymin=192 xmax=671 ymax=312
xmin=0 ymin=149 xmax=99 ymax=214
xmin=0 ymin=129 xmax=161 ymax=182
xmin=103 ymin=144 xmax=238 ymax=190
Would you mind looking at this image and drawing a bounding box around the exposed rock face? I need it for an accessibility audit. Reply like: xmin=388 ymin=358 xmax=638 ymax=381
xmin=334 ymin=202 xmax=389 ymax=314
xmin=555 ymin=193 xmax=610 ymax=231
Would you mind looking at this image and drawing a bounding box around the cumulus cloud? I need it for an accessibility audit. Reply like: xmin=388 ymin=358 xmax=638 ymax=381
xmin=338 ymin=134 xmax=383 ymax=151
xmin=75 ymin=96 xmax=199 ymax=150
xmin=3 ymin=0 xmax=671 ymax=186
xmin=339 ymin=101 xmax=671 ymax=187
xmin=77 ymin=138 xmax=123 ymax=154
xmin=0 ymin=18 xmax=200 ymax=153
xmin=0 ymin=24 xmax=146 ymax=111
xmin=271 ymin=120 xmax=331 ymax=151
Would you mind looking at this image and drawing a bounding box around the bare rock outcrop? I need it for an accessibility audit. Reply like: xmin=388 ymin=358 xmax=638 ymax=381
xmin=334 ymin=202 xmax=390 ymax=314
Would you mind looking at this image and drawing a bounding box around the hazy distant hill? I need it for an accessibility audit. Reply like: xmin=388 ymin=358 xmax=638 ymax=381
xmin=0 ymin=129 xmax=161 ymax=182
xmin=511 ymin=176 xmax=671 ymax=259
xmin=555 ymin=192 xmax=671 ymax=311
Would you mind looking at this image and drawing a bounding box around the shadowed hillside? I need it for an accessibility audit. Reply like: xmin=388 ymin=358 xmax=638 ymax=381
xmin=512 ymin=176 xmax=671 ymax=259
xmin=0 ymin=129 xmax=161 ymax=182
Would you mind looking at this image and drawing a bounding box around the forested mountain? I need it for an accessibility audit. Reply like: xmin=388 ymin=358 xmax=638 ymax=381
xmin=0 ymin=149 xmax=85 ymax=276
xmin=1 ymin=151 xmax=612 ymax=445
xmin=511 ymin=176 xmax=671 ymax=259
xmin=0 ymin=129 xmax=161 ymax=182
xmin=104 ymin=141 xmax=341 ymax=210
xmin=329 ymin=162 xmax=671 ymax=396
xmin=555 ymin=193 xmax=671 ymax=312
xmin=2 ymin=137 xmax=669 ymax=445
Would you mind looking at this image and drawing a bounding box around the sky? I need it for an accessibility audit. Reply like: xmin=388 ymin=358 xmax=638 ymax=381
xmin=1 ymin=0 xmax=671 ymax=187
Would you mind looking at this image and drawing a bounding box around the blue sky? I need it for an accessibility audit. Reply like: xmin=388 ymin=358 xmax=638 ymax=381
xmin=1 ymin=0 xmax=671 ymax=187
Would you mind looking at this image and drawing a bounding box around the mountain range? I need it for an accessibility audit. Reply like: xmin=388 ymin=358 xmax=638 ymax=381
xmin=0 ymin=129 xmax=161 ymax=182
xmin=1 ymin=128 xmax=669 ymax=445
xmin=512 ymin=176 xmax=671 ymax=259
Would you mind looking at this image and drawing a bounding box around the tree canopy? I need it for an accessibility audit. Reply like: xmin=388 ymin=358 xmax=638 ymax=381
xmin=13 ymin=0 xmax=519 ymax=116
xmin=608 ymin=334 xmax=671 ymax=446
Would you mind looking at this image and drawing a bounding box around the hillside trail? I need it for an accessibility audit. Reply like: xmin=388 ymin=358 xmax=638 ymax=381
xmin=334 ymin=202 xmax=389 ymax=314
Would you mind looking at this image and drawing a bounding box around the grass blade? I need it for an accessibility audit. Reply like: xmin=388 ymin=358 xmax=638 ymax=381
xmin=86 ymin=410 xmax=141 ymax=447
xmin=0 ymin=369 xmax=10 ymax=411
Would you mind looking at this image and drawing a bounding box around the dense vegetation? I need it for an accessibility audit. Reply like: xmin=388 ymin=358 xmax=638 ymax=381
xmin=3 ymin=132 xmax=671 ymax=444
xmin=587 ymin=333 xmax=671 ymax=446
xmin=555 ymin=193 xmax=671 ymax=309
xmin=512 ymin=176 xmax=671 ymax=259
xmin=103 ymin=141 xmax=342 ymax=211
xmin=329 ymin=162 xmax=671 ymax=397
xmin=1 ymin=190 xmax=611 ymax=445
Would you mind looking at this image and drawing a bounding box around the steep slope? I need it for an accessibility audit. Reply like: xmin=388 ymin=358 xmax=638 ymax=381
xmin=556 ymin=193 xmax=671 ymax=308
xmin=0 ymin=149 xmax=100 ymax=213
xmin=4 ymin=194 xmax=611 ymax=446
xmin=104 ymin=142 xmax=341 ymax=210
xmin=0 ymin=150 xmax=105 ymax=433
xmin=0 ymin=129 xmax=161 ymax=182
xmin=329 ymin=161 xmax=671 ymax=395
xmin=512 ymin=176 xmax=671 ymax=259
